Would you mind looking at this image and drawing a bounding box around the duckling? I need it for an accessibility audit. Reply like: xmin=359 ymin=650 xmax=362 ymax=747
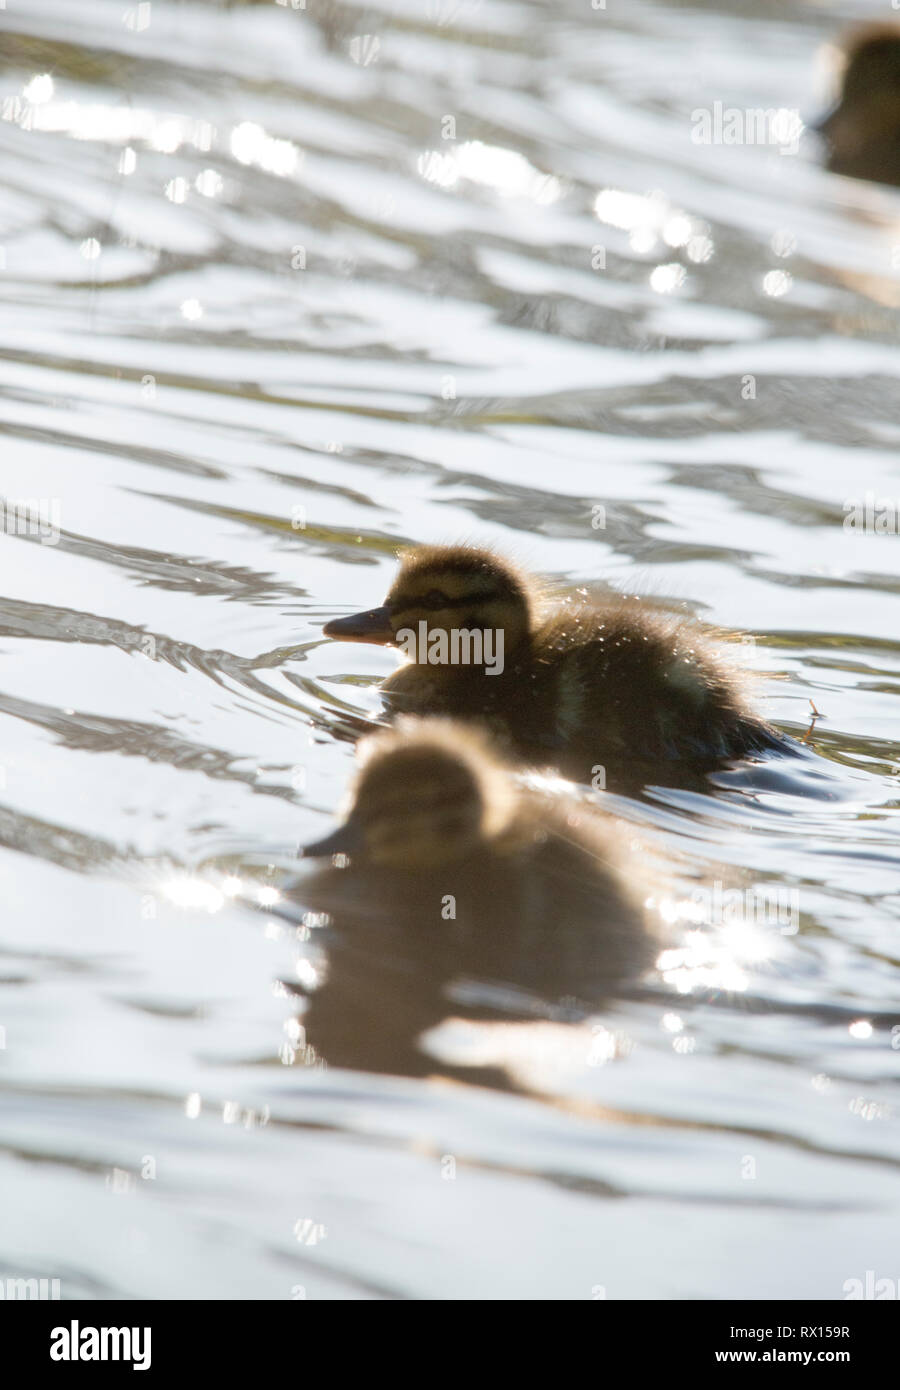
xmin=323 ymin=544 xmax=783 ymax=782
xmin=817 ymin=24 xmax=900 ymax=186
xmin=294 ymin=719 xmax=659 ymax=1074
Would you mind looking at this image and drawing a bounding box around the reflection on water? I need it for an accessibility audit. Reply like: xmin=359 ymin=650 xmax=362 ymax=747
xmin=0 ymin=0 xmax=899 ymax=1299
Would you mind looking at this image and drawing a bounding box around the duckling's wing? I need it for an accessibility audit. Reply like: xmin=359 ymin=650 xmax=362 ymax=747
xmin=548 ymin=604 xmax=779 ymax=763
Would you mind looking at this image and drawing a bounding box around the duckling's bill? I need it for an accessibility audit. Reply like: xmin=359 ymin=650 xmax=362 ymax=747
xmin=323 ymin=606 xmax=394 ymax=644
xmin=300 ymin=817 xmax=365 ymax=858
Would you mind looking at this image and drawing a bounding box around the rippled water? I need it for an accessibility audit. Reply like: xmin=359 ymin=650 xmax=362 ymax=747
xmin=1 ymin=0 xmax=899 ymax=1300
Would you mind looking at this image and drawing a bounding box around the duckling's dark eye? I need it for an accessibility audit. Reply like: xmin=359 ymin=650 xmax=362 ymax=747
xmin=422 ymin=589 xmax=449 ymax=609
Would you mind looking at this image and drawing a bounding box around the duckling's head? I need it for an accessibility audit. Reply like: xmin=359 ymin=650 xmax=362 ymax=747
xmin=323 ymin=545 xmax=535 ymax=665
xmin=818 ymin=24 xmax=900 ymax=178
xmin=300 ymin=718 xmax=516 ymax=869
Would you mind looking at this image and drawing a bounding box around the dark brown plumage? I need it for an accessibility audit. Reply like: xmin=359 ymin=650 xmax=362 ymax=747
xmin=818 ymin=24 xmax=900 ymax=186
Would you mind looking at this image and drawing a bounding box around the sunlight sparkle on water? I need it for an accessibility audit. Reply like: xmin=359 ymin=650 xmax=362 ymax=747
xmin=519 ymin=769 xmax=577 ymax=799
xmin=594 ymin=189 xmax=709 ymax=267
xmin=629 ymin=227 xmax=657 ymax=254
xmin=719 ymin=919 xmax=775 ymax=965
xmin=656 ymin=929 xmax=751 ymax=996
xmin=663 ymin=214 xmax=693 ymax=248
xmin=230 ymin=121 xmax=299 ymax=176
xmin=295 ymin=958 xmax=319 ymax=990
xmin=195 ymin=169 xmax=224 ymax=198
xmin=763 ymin=269 xmax=793 ymax=298
xmin=162 ymin=876 xmax=224 ymax=914
xmin=417 ymin=150 xmax=459 ymax=189
xmin=23 ymin=75 xmax=54 ymax=105
xmin=687 ymin=234 xmax=714 ymax=262
xmin=650 ymin=263 xmax=686 ymax=294
xmin=419 ymin=141 xmax=561 ymax=202
xmin=165 ymin=177 xmax=189 ymax=204
xmin=594 ymin=188 xmax=658 ymax=230
xmin=8 ymin=97 xmax=215 ymax=153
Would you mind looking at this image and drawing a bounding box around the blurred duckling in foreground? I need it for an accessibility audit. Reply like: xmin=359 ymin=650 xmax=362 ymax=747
xmin=817 ymin=24 xmax=900 ymax=186
xmin=323 ymin=544 xmax=784 ymax=780
xmin=295 ymin=720 xmax=660 ymax=1074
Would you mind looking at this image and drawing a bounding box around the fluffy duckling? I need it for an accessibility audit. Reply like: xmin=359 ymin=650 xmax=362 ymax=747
xmin=817 ymin=24 xmax=900 ymax=185
xmin=323 ymin=544 xmax=782 ymax=781
xmin=297 ymin=719 xmax=658 ymax=1028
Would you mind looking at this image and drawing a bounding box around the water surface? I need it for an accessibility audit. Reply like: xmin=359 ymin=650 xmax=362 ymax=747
xmin=0 ymin=0 xmax=899 ymax=1299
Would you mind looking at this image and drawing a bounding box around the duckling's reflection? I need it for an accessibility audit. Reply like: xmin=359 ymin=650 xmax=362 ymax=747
xmin=817 ymin=24 xmax=900 ymax=187
xmin=283 ymin=719 xmax=661 ymax=1084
